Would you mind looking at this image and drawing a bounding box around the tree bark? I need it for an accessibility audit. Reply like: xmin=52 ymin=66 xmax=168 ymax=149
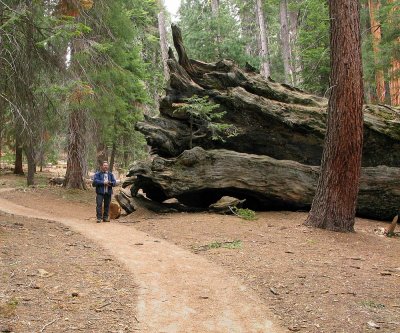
xmin=96 ymin=142 xmax=108 ymax=170
xmin=368 ymin=0 xmax=386 ymax=103
xmin=279 ymin=0 xmax=293 ymax=85
xmin=109 ymin=142 xmax=116 ymax=173
xmin=255 ymin=0 xmax=270 ymax=78
xmin=126 ymin=147 xmax=399 ymax=221
xmin=288 ymin=10 xmax=302 ymax=85
xmin=387 ymin=0 xmax=400 ymax=106
xmin=305 ymin=0 xmax=364 ymax=232
xmin=24 ymin=143 xmax=35 ymax=186
xmin=14 ymin=132 xmax=24 ymax=175
xmin=139 ymin=49 xmax=400 ymax=166
xmin=64 ymin=107 xmax=87 ymax=189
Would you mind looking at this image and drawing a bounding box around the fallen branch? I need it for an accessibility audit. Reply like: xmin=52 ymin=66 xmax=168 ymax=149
xmin=40 ymin=318 xmax=59 ymax=332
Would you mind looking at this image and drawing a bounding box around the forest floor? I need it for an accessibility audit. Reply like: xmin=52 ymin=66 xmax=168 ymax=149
xmin=0 ymin=169 xmax=399 ymax=333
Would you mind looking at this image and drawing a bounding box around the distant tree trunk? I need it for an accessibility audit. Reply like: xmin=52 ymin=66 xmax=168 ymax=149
xmin=158 ymin=9 xmax=170 ymax=82
xmin=288 ymin=10 xmax=302 ymax=85
xmin=24 ymin=143 xmax=35 ymax=186
xmin=304 ymin=0 xmax=364 ymax=232
xmin=387 ymin=0 xmax=400 ymax=106
xmin=239 ymin=1 xmax=259 ymax=58
xmin=256 ymin=0 xmax=270 ymax=78
xmin=368 ymin=0 xmax=386 ymax=103
xmin=96 ymin=142 xmax=108 ymax=169
xmin=211 ymin=0 xmax=221 ymax=58
xmin=279 ymin=0 xmax=293 ymax=85
xmin=109 ymin=142 xmax=116 ymax=173
xmin=122 ymin=134 xmax=130 ymax=168
xmin=14 ymin=132 xmax=24 ymax=175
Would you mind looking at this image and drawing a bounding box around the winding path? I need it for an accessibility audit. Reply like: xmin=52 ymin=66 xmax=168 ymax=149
xmin=0 ymin=192 xmax=285 ymax=333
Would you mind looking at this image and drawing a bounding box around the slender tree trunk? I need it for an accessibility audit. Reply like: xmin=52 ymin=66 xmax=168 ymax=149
xmin=24 ymin=0 xmax=38 ymax=185
xmin=368 ymin=0 xmax=386 ymax=103
xmin=158 ymin=9 xmax=170 ymax=82
xmin=256 ymin=0 xmax=270 ymax=78
xmin=288 ymin=10 xmax=302 ymax=85
xmin=238 ymin=1 xmax=259 ymax=59
xmin=304 ymin=0 xmax=364 ymax=232
xmin=123 ymin=134 xmax=129 ymax=168
xmin=109 ymin=142 xmax=116 ymax=173
xmin=14 ymin=132 xmax=24 ymax=175
xmin=279 ymin=0 xmax=293 ymax=85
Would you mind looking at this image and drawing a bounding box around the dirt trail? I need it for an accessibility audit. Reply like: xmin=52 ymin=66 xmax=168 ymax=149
xmin=0 ymin=194 xmax=286 ymax=333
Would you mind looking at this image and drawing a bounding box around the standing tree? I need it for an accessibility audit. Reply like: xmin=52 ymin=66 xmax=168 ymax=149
xmin=256 ymin=0 xmax=271 ymax=78
xmin=279 ymin=0 xmax=293 ymax=85
xmin=304 ymin=0 xmax=364 ymax=232
xmin=368 ymin=0 xmax=386 ymax=103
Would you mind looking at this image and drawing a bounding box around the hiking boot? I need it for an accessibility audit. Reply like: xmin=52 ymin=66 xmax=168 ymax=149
xmin=96 ymin=219 xmax=102 ymax=223
xmin=103 ymin=217 xmax=110 ymax=222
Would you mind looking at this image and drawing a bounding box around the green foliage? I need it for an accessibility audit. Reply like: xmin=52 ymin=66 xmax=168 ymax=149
xmin=295 ymin=0 xmax=330 ymax=95
xmin=230 ymin=207 xmax=257 ymax=220
xmin=175 ymin=95 xmax=237 ymax=148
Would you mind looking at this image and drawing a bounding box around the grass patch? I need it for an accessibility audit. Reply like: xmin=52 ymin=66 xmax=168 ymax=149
xmin=360 ymin=300 xmax=385 ymax=309
xmin=230 ymin=207 xmax=257 ymax=221
xmin=194 ymin=240 xmax=242 ymax=252
xmin=0 ymin=298 xmax=19 ymax=318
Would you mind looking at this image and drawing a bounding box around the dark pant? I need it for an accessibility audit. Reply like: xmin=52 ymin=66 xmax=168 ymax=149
xmin=96 ymin=193 xmax=111 ymax=220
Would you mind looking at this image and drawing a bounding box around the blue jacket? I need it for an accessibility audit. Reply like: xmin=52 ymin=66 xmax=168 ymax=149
xmin=93 ymin=171 xmax=117 ymax=195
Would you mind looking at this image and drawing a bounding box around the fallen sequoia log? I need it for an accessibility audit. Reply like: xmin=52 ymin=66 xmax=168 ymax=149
xmin=136 ymin=24 xmax=400 ymax=167
xmin=125 ymin=147 xmax=399 ymax=221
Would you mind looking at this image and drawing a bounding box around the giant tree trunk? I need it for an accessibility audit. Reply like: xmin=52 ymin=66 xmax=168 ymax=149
xmin=256 ymin=0 xmax=270 ymax=78
xmin=305 ymin=0 xmax=364 ymax=232
xmin=64 ymin=108 xmax=87 ymax=190
xmin=139 ymin=26 xmax=400 ymax=167
xmin=96 ymin=142 xmax=108 ymax=170
xmin=126 ymin=147 xmax=399 ymax=221
xmin=131 ymin=24 xmax=400 ymax=222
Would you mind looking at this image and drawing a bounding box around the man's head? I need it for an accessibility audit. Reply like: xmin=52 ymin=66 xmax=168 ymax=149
xmin=101 ymin=161 xmax=109 ymax=172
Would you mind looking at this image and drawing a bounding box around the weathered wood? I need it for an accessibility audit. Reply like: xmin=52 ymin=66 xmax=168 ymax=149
xmin=137 ymin=25 xmax=400 ymax=166
xmin=127 ymin=147 xmax=400 ymax=221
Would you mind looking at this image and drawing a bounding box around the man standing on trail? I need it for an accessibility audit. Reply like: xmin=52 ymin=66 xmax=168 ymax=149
xmin=93 ymin=161 xmax=116 ymax=223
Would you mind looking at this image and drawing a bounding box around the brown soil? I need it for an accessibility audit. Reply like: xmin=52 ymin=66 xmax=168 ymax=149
xmin=0 ymin=171 xmax=399 ymax=333
xmin=0 ymin=213 xmax=138 ymax=333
